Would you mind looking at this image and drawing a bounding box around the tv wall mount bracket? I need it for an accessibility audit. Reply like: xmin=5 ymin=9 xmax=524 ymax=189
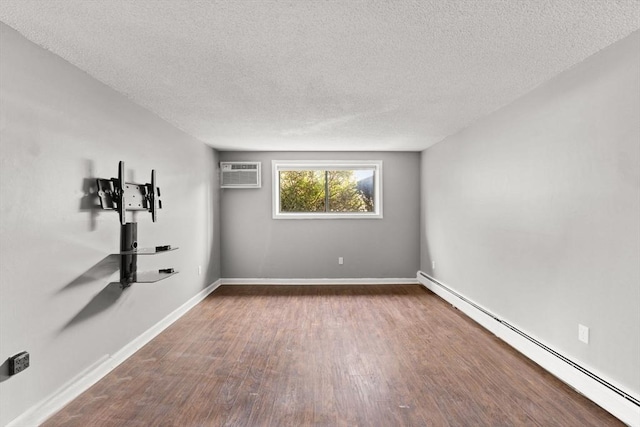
xmin=96 ymin=161 xmax=162 ymax=224
xmin=96 ymin=161 xmax=177 ymax=288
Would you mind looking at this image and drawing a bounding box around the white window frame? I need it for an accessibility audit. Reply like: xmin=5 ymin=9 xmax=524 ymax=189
xmin=272 ymin=160 xmax=383 ymax=219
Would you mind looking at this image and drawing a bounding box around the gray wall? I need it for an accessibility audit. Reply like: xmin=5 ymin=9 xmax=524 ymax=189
xmin=420 ymin=31 xmax=639 ymax=395
xmin=0 ymin=24 xmax=221 ymax=425
xmin=220 ymin=151 xmax=420 ymax=278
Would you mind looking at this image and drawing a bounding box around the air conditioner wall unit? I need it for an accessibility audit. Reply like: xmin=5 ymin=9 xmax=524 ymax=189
xmin=220 ymin=162 xmax=261 ymax=188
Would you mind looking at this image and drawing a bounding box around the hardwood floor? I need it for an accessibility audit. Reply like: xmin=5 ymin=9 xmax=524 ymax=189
xmin=43 ymin=285 xmax=623 ymax=426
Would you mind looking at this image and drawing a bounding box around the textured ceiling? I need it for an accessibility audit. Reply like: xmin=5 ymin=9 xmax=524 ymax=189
xmin=1 ymin=1 xmax=639 ymax=151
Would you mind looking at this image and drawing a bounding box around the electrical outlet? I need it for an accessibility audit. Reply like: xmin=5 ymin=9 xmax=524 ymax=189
xmin=432 ymin=261 xmax=436 ymax=270
xmin=198 ymin=265 xmax=202 ymax=276
xmin=578 ymin=324 xmax=589 ymax=344
xmin=9 ymin=351 xmax=29 ymax=375
xmin=338 ymin=257 xmax=344 ymax=265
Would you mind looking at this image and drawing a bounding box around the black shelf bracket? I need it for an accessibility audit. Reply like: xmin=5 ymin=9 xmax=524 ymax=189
xmin=120 ymin=222 xmax=137 ymax=287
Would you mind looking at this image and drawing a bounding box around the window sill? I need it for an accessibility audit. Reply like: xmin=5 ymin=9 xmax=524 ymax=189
xmin=273 ymin=212 xmax=383 ymax=220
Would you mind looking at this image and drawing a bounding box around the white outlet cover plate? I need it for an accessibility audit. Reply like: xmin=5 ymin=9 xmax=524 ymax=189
xmin=578 ymin=324 xmax=589 ymax=344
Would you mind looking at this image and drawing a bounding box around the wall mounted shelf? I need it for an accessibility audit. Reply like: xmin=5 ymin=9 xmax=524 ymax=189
xmin=117 ymin=247 xmax=179 ymax=255
xmin=127 ymin=270 xmax=179 ymax=283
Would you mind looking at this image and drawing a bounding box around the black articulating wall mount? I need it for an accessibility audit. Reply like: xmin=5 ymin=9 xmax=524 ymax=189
xmin=96 ymin=160 xmax=162 ymax=225
xmin=96 ymin=161 xmax=178 ymax=288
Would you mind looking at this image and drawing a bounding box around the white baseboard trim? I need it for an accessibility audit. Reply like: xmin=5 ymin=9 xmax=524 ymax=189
xmin=219 ymin=277 xmax=419 ymax=285
xmin=8 ymin=279 xmax=223 ymax=427
xmin=417 ymin=271 xmax=640 ymax=427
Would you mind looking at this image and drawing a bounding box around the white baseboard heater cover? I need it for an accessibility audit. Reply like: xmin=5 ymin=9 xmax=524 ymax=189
xmin=418 ymin=271 xmax=640 ymax=426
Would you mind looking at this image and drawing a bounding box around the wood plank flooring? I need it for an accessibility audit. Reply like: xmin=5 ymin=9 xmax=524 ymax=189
xmin=43 ymin=285 xmax=623 ymax=426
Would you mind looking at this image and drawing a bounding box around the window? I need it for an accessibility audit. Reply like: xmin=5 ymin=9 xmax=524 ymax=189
xmin=272 ymin=160 xmax=383 ymax=219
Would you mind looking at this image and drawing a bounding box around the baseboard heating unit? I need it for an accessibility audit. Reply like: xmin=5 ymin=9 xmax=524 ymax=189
xmin=417 ymin=271 xmax=640 ymax=427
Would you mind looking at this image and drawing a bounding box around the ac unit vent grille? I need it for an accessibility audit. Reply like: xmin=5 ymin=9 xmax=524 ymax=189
xmin=222 ymin=171 xmax=258 ymax=186
xmin=220 ymin=162 xmax=261 ymax=188
xmin=230 ymin=164 xmax=258 ymax=170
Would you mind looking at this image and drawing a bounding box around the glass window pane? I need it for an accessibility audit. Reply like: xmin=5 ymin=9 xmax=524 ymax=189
xmin=279 ymin=170 xmax=326 ymax=212
xmin=327 ymin=169 xmax=375 ymax=212
xmin=355 ymin=169 xmax=375 ymax=212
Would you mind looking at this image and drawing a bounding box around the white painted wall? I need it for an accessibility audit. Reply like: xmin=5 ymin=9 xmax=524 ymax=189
xmin=220 ymin=151 xmax=420 ymax=279
xmin=420 ymin=31 xmax=640 ymax=396
xmin=0 ymin=23 xmax=221 ymax=426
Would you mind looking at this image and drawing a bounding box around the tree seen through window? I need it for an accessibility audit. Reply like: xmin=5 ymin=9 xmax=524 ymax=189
xmin=279 ymin=169 xmax=374 ymax=213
